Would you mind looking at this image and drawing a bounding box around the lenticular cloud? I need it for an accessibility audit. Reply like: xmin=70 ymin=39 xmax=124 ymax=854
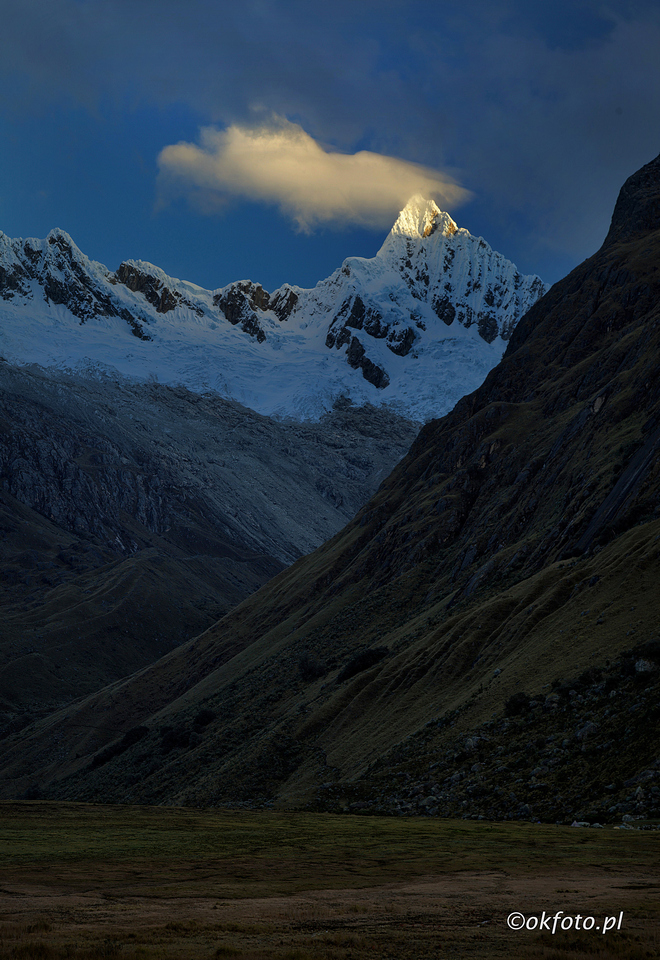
xmin=157 ymin=119 xmax=470 ymax=231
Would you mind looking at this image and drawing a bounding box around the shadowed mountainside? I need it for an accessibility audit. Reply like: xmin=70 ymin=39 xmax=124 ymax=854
xmin=1 ymin=155 xmax=659 ymax=822
xmin=0 ymin=365 xmax=417 ymax=718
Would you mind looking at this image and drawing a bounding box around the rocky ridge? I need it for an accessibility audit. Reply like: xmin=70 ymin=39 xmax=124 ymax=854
xmin=320 ymin=197 xmax=546 ymax=385
xmin=0 ymin=198 xmax=547 ymax=421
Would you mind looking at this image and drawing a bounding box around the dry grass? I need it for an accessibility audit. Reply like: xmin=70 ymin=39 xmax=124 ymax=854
xmin=0 ymin=803 xmax=658 ymax=959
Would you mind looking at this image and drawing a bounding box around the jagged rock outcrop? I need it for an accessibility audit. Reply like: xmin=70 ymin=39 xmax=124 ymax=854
xmin=0 ymin=230 xmax=152 ymax=338
xmin=212 ymin=281 xmax=268 ymax=342
xmin=317 ymin=197 xmax=547 ymax=382
xmin=113 ymin=261 xmax=206 ymax=318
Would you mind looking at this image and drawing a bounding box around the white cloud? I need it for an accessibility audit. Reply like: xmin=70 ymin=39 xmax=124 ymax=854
xmin=157 ymin=119 xmax=471 ymax=231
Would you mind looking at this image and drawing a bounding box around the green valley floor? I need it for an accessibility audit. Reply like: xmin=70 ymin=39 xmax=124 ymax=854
xmin=0 ymin=803 xmax=658 ymax=960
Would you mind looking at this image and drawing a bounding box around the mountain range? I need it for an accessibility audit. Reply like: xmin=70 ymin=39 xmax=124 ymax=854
xmin=0 ymin=196 xmax=547 ymax=422
xmin=0 ymin=197 xmax=545 ymax=720
xmin=1 ymin=154 xmax=658 ymax=826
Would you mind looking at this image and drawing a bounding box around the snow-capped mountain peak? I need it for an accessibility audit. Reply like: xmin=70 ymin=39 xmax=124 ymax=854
xmin=386 ymin=194 xmax=457 ymax=243
xmin=0 ymin=198 xmax=549 ymax=421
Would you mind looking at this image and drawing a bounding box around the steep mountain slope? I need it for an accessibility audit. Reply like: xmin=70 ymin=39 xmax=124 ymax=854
xmin=0 ymin=198 xmax=546 ymax=722
xmin=0 ymin=362 xmax=417 ymax=718
xmin=0 ymin=199 xmax=546 ymax=421
xmin=3 ymin=156 xmax=659 ymax=821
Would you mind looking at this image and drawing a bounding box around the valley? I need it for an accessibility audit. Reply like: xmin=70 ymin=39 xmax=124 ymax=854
xmin=1 ymin=156 xmax=659 ymax=830
xmin=0 ymin=802 xmax=658 ymax=960
xmin=0 ymin=194 xmax=544 ymax=727
xmin=2 ymin=7 xmax=659 ymax=960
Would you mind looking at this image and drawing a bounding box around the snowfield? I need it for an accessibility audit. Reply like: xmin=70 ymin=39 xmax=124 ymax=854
xmin=0 ymin=198 xmax=548 ymax=422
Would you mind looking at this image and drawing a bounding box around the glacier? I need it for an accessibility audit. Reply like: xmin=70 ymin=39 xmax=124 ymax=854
xmin=0 ymin=198 xmax=548 ymax=422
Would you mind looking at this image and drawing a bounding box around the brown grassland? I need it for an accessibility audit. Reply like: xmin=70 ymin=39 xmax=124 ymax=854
xmin=0 ymin=802 xmax=658 ymax=960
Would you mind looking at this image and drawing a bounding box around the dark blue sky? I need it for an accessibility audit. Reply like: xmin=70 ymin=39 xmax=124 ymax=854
xmin=1 ymin=0 xmax=658 ymax=292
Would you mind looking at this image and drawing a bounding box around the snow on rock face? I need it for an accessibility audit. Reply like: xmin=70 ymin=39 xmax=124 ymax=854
xmin=316 ymin=195 xmax=546 ymax=356
xmin=278 ymin=195 xmax=548 ymax=405
xmin=0 ymin=230 xmax=152 ymax=338
xmin=388 ymin=195 xmax=458 ymax=240
xmin=0 ymin=199 xmax=549 ymax=422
